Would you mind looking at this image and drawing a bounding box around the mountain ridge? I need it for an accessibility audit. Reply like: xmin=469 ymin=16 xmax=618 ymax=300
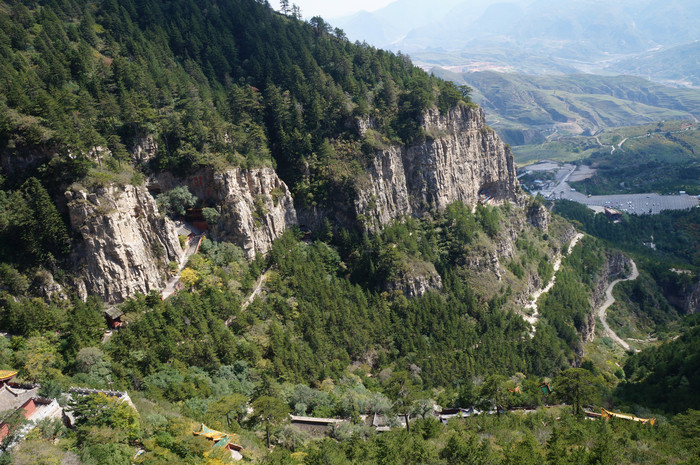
xmin=334 ymin=0 xmax=700 ymax=79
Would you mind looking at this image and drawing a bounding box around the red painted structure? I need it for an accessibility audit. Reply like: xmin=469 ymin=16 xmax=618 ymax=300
xmin=0 ymin=398 xmax=37 ymax=441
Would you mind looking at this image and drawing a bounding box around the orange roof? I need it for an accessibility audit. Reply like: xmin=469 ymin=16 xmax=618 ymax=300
xmin=0 ymin=371 xmax=17 ymax=382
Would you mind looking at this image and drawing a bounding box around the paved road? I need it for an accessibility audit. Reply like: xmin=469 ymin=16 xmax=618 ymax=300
xmin=596 ymin=259 xmax=639 ymax=352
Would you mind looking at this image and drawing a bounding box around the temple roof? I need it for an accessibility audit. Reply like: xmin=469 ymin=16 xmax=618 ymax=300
xmin=0 ymin=384 xmax=39 ymax=415
xmin=0 ymin=371 xmax=17 ymax=382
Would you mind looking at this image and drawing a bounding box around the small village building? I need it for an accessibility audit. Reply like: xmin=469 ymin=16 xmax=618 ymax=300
xmin=362 ymin=413 xmax=407 ymax=432
xmin=0 ymin=372 xmax=62 ymax=446
xmin=185 ymin=208 xmax=209 ymax=232
xmin=604 ymin=207 xmax=623 ymax=222
xmin=290 ymin=415 xmax=349 ymax=436
xmin=67 ymin=387 xmax=135 ymax=409
xmin=437 ymin=408 xmax=481 ymax=424
xmin=63 ymin=387 xmax=137 ymax=429
xmin=0 ymin=371 xmax=16 ymax=388
xmin=194 ymin=424 xmax=243 ymax=461
xmin=104 ymin=307 xmax=124 ymax=329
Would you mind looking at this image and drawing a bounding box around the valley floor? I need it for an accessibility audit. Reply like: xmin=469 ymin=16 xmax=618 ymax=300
xmin=522 ymin=162 xmax=700 ymax=214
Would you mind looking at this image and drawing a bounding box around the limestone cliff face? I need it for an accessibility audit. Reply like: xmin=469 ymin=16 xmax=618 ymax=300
xmin=67 ymin=184 xmax=184 ymax=304
xmin=157 ymin=167 xmax=297 ymax=260
xmin=356 ymin=105 xmax=519 ymax=230
xmin=132 ymin=136 xmax=158 ymax=165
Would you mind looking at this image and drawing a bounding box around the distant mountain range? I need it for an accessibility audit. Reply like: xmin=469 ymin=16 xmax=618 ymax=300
xmin=334 ymin=0 xmax=700 ymax=82
xmin=432 ymin=70 xmax=700 ymax=145
xmin=614 ymin=41 xmax=700 ymax=87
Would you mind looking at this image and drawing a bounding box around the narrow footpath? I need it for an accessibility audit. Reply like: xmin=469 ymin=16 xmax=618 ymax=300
xmin=596 ymin=259 xmax=639 ymax=352
xmin=225 ymin=270 xmax=268 ymax=327
xmin=524 ymin=233 xmax=584 ymax=334
xmin=161 ymin=234 xmax=203 ymax=300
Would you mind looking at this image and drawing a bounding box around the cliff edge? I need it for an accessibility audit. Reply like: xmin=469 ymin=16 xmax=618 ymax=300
xmin=355 ymin=105 xmax=519 ymax=230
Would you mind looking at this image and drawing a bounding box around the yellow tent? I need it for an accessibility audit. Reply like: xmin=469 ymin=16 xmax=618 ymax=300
xmin=194 ymin=424 xmax=242 ymax=451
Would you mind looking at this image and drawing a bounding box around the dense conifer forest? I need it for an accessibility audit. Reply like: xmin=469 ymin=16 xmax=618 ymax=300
xmin=0 ymin=0 xmax=466 ymax=210
xmin=0 ymin=0 xmax=699 ymax=463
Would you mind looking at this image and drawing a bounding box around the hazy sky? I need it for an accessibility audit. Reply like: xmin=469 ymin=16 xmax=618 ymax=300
xmin=287 ymin=0 xmax=395 ymax=19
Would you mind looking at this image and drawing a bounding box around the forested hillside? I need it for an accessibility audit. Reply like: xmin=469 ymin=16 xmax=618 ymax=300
xmin=0 ymin=1 xmax=698 ymax=464
xmin=0 ymin=0 xmax=465 ymax=208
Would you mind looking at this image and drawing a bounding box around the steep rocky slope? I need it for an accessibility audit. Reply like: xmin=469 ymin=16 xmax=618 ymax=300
xmin=65 ymin=104 xmax=520 ymax=303
xmin=157 ymin=167 xmax=297 ymax=260
xmin=66 ymin=184 xmax=184 ymax=303
xmin=355 ymin=105 xmax=519 ymax=230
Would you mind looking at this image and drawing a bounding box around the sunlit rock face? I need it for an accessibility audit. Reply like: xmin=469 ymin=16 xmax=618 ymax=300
xmin=356 ymin=105 xmax=519 ymax=230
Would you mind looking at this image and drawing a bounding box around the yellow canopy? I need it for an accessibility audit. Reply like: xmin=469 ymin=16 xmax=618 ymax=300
xmin=194 ymin=424 xmax=243 ymax=451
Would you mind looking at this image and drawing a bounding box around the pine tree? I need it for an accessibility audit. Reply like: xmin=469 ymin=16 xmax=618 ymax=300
xmin=280 ymin=0 xmax=290 ymax=15
xmin=17 ymin=177 xmax=70 ymax=264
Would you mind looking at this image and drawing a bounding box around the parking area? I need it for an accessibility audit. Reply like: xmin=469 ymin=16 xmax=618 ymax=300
xmin=557 ymin=189 xmax=699 ymax=215
xmin=522 ymin=161 xmax=700 ymax=215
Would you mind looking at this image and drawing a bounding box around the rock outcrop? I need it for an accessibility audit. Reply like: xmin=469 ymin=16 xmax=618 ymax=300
xmin=132 ymin=136 xmax=158 ymax=164
xmin=385 ymin=259 xmax=443 ymax=298
xmin=684 ymin=281 xmax=700 ymax=314
xmin=33 ymin=270 xmax=68 ymax=301
xmin=355 ymin=105 xmax=519 ymax=230
xmin=526 ymin=202 xmax=550 ymax=230
xmin=67 ymin=184 xmax=184 ymax=304
xmin=157 ymin=167 xmax=297 ymax=260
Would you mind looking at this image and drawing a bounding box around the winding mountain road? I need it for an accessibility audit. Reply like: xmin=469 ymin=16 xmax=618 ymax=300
xmin=596 ymin=259 xmax=639 ymax=351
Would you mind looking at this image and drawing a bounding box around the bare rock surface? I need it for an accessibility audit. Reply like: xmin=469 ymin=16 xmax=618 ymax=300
xmin=356 ymin=105 xmax=519 ymax=230
xmin=67 ymin=183 xmax=184 ymax=304
xmin=158 ymin=167 xmax=297 ymax=260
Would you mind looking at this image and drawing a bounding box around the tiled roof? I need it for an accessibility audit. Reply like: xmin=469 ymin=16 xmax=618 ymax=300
xmin=0 ymin=385 xmax=39 ymax=415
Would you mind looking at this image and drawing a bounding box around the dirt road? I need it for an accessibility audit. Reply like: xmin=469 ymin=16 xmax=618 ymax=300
xmin=596 ymin=259 xmax=639 ymax=351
